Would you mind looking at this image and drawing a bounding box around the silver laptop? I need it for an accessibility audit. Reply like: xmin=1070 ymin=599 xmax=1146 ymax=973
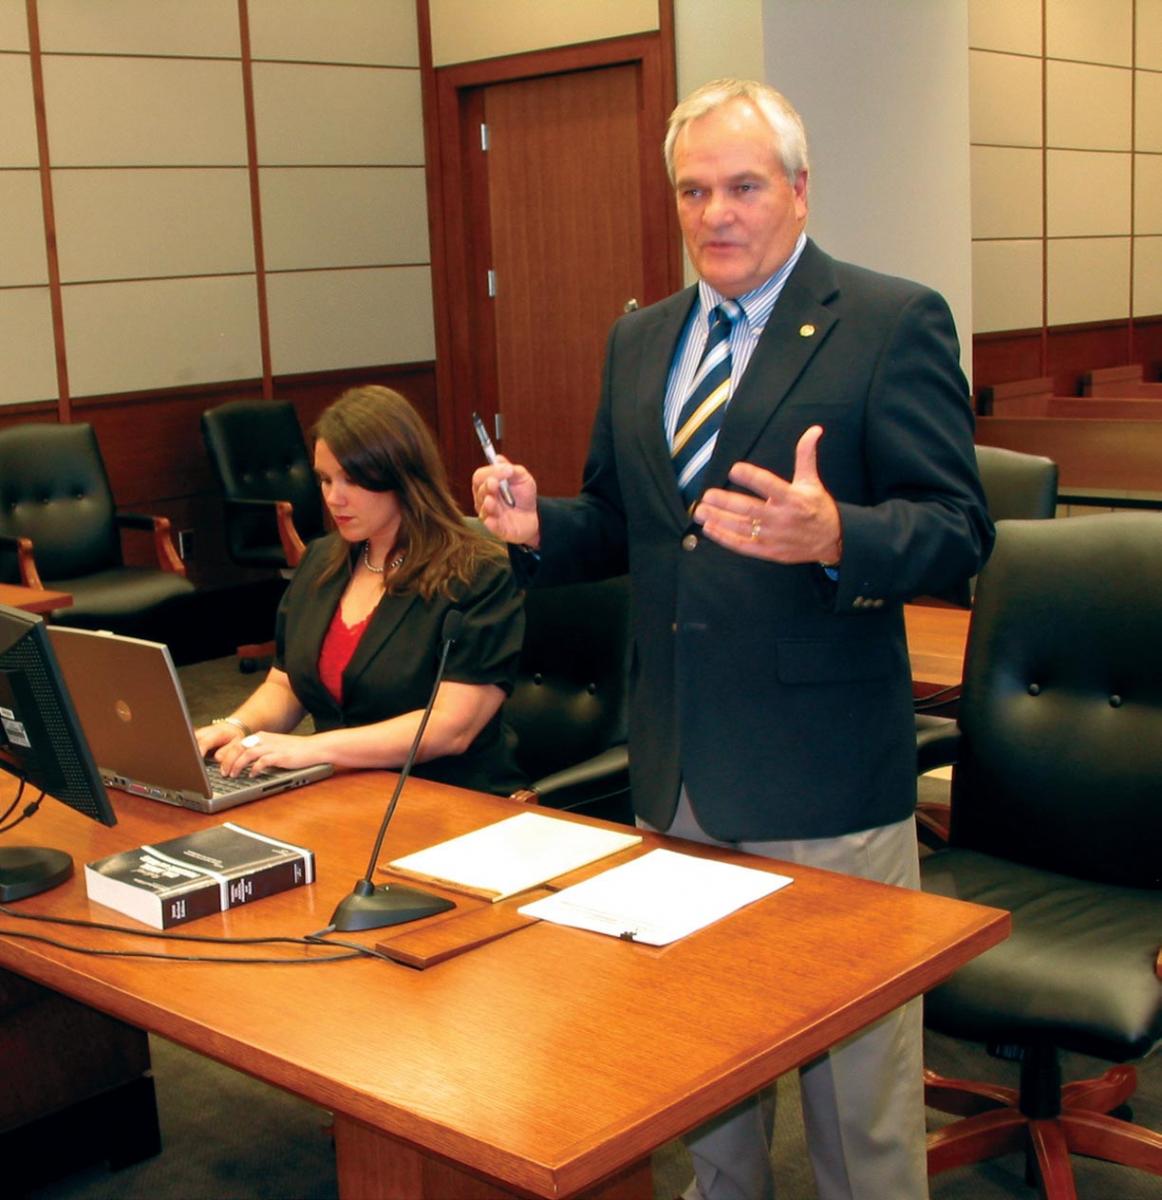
xmin=48 ymin=627 xmax=332 ymax=812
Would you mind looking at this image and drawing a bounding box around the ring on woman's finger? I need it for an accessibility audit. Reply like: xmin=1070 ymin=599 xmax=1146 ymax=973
xmin=749 ymin=519 xmax=762 ymax=541
xmin=241 ymin=733 xmax=262 ymax=748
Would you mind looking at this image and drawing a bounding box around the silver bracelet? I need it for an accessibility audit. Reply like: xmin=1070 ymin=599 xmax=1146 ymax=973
xmin=212 ymin=716 xmax=252 ymax=738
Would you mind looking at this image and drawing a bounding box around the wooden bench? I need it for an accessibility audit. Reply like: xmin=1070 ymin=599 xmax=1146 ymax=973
xmin=978 ymin=372 xmax=1162 ymax=418
xmin=1081 ymin=364 xmax=1162 ymax=398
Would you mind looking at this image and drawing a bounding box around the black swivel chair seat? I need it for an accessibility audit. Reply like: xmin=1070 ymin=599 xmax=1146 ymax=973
xmin=0 ymin=423 xmax=192 ymax=641
xmin=919 ymin=514 xmax=1162 ymax=1197
xmin=507 ymin=575 xmax=632 ymax=824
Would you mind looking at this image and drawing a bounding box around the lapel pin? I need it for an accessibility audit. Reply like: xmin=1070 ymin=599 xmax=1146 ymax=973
xmin=799 ymin=323 xmax=816 ymax=338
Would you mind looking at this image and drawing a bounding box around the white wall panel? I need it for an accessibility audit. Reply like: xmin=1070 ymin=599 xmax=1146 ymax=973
xmin=41 ymin=56 xmax=247 ymax=166
xmin=1045 ymin=0 xmax=1132 ymax=67
xmin=430 ymin=0 xmax=657 ymax=67
xmin=1046 ymin=61 xmax=1131 ymax=150
xmin=0 ymin=54 xmax=39 ymax=165
xmin=971 ymin=146 xmax=1042 ymax=238
xmin=968 ymin=0 xmax=1041 ymax=54
xmin=1046 ymin=150 xmax=1131 ymax=236
xmin=0 ymin=0 xmax=29 ymax=50
xmin=249 ymin=0 xmax=418 ymax=66
xmin=1133 ymin=236 xmax=1162 ymax=315
xmin=62 ymin=276 xmax=261 ymax=395
xmin=0 ymin=289 xmax=57 ymax=404
xmin=1047 ymin=236 xmax=1130 ymax=324
xmin=37 ymin=0 xmax=239 ymax=57
xmin=252 ymin=63 xmax=422 ymax=165
xmin=1135 ymin=155 xmax=1162 ymax=235
xmin=1136 ymin=72 xmax=1162 ymax=153
xmin=970 ymin=50 xmax=1042 ymax=146
xmin=261 ymin=167 xmax=428 ymax=271
xmin=267 ymin=267 xmax=433 ymax=374
xmin=53 ymin=168 xmax=254 ymax=282
xmin=973 ymin=240 xmax=1043 ymax=332
xmin=0 ymin=172 xmax=48 ymax=285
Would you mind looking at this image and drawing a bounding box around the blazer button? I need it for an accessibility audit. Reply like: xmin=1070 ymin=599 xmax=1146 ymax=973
xmin=681 ymin=533 xmax=698 ymax=551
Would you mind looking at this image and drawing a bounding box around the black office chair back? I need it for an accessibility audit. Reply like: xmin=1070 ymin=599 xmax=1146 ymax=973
xmin=974 ymin=444 xmax=1058 ymax=522
xmin=201 ymin=400 xmax=324 ymax=567
xmin=506 ymin=575 xmax=631 ymax=785
xmin=0 ymin=423 xmax=123 ymax=580
xmin=950 ymin=513 xmax=1162 ymax=889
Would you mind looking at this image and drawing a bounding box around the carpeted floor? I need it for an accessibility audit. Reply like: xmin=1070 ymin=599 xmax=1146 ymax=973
xmin=19 ymin=658 xmax=1162 ymax=1199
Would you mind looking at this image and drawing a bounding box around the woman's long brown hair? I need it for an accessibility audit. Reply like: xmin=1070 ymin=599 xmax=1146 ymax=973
xmin=311 ymin=386 xmax=504 ymax=599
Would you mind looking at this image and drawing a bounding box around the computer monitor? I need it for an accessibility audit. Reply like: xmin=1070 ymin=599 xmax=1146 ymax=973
xmin=0 ymin=604 xmax=115 ymax=901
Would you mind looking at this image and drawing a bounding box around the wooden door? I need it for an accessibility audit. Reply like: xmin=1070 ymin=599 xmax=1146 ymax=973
xmin=428 ymin=33 xmax=681 ymax=506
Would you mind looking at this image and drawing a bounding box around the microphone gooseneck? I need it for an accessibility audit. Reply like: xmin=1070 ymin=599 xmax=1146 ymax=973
xmin=329 ymin=610 xmax=464 ymax=932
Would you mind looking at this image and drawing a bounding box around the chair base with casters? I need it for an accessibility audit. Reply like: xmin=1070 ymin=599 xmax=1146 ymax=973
xmin=922 ymin=848 xmax=1162 ymax=1198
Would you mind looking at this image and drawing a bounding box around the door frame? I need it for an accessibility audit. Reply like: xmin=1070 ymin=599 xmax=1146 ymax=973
xmin=418 ymin=3 xmax=682 ymax=499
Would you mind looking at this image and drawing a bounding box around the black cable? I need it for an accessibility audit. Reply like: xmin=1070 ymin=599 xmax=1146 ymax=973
xmin=0 ymin=905 xmax=393 ymax=965
xmin=0 ymin=790 xmax=44 ymax=834
xmin=0 ymin=777 xmax=26 ymax=826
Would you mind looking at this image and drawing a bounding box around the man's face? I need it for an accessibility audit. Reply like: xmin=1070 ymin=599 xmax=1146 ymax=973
xmin=672 ymin=99 xmax=808 ymax=298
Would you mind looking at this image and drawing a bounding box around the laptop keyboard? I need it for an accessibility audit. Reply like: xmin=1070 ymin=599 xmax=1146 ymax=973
xmin=204 ymin=759 xmax=296 ymax=794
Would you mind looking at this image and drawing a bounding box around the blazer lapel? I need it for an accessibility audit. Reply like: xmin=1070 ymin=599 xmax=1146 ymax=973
xmin=632 ymin=287 xmax=700 ymax=522
xmin=706 ymin=240 xmax=840 ymax=482
xmin=345 ymin=588 xmax=420 ymax=687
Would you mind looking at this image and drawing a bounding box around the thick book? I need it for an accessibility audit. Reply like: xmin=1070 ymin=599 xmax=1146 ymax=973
xmin=84 ymin=822 xmax=315 ymax=929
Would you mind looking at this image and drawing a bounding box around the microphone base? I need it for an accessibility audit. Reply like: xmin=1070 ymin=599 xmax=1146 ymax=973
xmin=330 ymin=882 xmax=455 ymax=932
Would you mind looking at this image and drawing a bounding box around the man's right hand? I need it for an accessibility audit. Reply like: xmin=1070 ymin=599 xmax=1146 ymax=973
xmin=471 ymin=457 xmax=542 ymax=547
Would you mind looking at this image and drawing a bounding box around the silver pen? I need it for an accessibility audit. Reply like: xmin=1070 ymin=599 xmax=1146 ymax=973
xmin=472 ymin=412 xmax=516 ymax=507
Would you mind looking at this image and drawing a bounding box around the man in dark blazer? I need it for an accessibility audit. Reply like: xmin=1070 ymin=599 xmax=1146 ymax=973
xmin=474 ymin=79 xmax=992 ymax=1200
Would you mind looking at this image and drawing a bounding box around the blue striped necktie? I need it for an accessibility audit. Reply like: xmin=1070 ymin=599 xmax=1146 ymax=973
xmin=671 ymin=300 xmax=741 ymax=508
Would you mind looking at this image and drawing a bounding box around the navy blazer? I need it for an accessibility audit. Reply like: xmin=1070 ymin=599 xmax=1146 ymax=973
xmin=526 ymin=239 xmax=994 ymax=841
xmin=277 ymin=536 xmax=525 ymax=796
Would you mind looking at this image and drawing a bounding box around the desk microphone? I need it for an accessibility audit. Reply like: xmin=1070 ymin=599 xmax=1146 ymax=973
xmin=329 ymin=610 xmax=462 ymax=932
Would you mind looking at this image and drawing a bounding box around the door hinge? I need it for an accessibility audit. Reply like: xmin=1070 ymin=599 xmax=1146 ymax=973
xmin=480 ymin=122 xmax=490 ymax=152
xmin=486 ymin=269 xmax=497 ymax=298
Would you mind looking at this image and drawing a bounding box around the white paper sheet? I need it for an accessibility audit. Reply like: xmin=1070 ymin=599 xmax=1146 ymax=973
xmin=518 ymin=847 xmax=792 ymax=945
xmin=386 ymin=810 xmax=641 ymax=901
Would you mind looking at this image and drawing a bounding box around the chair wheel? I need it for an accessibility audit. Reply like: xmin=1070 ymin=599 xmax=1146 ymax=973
xmin=239 ymin=657 xmax=260 ymax=674
xmin=1110 ymin=1103 xmax=1133 ymax=1121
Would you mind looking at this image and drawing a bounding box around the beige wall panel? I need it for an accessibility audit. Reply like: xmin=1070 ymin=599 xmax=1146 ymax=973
xmin=1136 ymin=72 xmax=1162 ymax=153
xmin=42 ymin=57 xmax=247 ymax=166
xmin=0 ymin=54 xmax=39 ymax=165
xmin=970 ymin=50 xmax=1042 ymax=146
xmin=261 ymin=167 xmax=429 ymax=271
xmin=430 ymin=0 xmax=658 ymax=67
xmin=973 ymin=240 xmax=1043 ymax=332
xmin=266 ymin=267 xmax=434 ymax=374
xmin=1046 ymin=149 xmax=1131 ymax=237
xmin=1045 ymin=0 xmax=1132 ymax=67
xmin=969 ymin=0 xmax=1041 ymax=55
xmin=0 ymin=172 xmax=48 ymax=285
xmin=37 ymin=0 xmax=239 ymax=57
xmin=1046 ymin=61 xmax=1131 ymax=150
xmin=1133 ymin=236 xmax=1162 ymax=316
xmin=1139 ymin=0 xmax=1162 ymax=70
xmin=52 ymin=168 xmax=254 ymax=283
xmin=0 ymin=289 xmax=57 ymax=404
xmin=0 ymin=0 xmax=29 ymax=51
xmin=1047 ymin=236 xmax=1130 ymax=324
xmin=62 ymin=276 xmax=261 ymax=396
xmin=971 ymin=146 xmax=1042 ymax=238
xmin=252 ymin=64 xmax=422 ymax=166
xmin=249 ymin=0 xmax=418 ymax=66
xmin=1135 ymin=155 xmax=1162 ymax=234
xmin=676 ymin=0 xmax=764 ymax=103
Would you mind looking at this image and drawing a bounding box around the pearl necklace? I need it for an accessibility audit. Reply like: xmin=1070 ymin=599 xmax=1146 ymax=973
xmin=362 ymin=542 xmax=405 ymax=574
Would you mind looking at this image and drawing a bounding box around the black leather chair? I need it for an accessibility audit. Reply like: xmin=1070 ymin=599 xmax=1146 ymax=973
xmin=200 ymin=400 xmax=325 ymax=571
xmin=919 ymin=514 xmax=1162 ymax=1197
xmin=915 ymin=444 xmax=1060 ymax=841
xmin=0 ymin=423 xmax=192 ymax=641
xmin=507 ymin=575 xmax=632 ymax=824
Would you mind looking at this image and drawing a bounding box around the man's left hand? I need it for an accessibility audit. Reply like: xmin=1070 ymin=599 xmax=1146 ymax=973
xmin=693 ymin=425 xmax=842 ymax=565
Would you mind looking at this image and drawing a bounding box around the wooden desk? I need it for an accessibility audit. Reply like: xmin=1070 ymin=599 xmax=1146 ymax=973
xmin=0 ymin=773 xmax=1007 ymax=1199
xmin=0 ymin=583 xmax=72 ymax=614
xmin=905 ymin=602 xmax=971 ymax=694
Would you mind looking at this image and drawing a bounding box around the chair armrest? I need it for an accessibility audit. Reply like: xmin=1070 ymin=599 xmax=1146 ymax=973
xmin=0 ymin=533 xmax=44 ymax=590
xmin=222 ymin=498 xmax=306 ymax=569
xmin=115 ymin=512 xmax=187 ymax=578
xmin=513 ymin=745 xmax=630 ymax=813
xmin=916 ymin=715 xmax=961 ymax=775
